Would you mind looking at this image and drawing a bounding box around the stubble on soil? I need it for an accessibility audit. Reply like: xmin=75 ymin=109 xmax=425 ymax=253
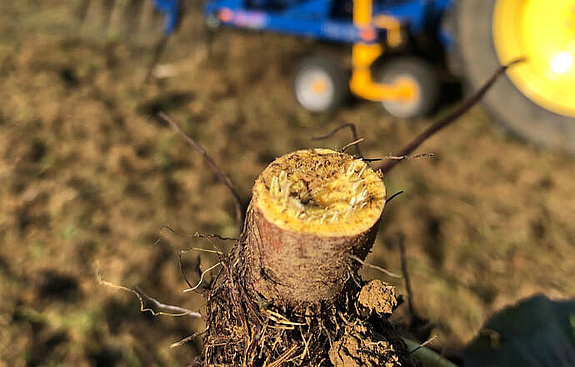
xmin=1 ymin=2 xmax=574 ymax=365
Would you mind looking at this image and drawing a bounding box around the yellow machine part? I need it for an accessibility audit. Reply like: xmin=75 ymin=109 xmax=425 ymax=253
xmin=350 ymin=44 xmax=418 ymax=102
xmin=350 ymin=0 xmax=417 ymax=103
xmin=493 ymin=0 xmax=575 ymax=117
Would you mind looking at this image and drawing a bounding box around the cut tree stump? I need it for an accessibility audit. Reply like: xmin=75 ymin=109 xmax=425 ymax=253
xmin=197 ymin=149 xmax=420 ymax=367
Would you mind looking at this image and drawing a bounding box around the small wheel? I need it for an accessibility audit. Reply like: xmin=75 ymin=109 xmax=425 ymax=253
xmin=292 ymin=55 xmax=349 ymax=113
xmin=378 ymin=57 xmax=440 ymax=119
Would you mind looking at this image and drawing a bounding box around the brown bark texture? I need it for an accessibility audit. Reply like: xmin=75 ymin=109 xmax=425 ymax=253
xmin=196 ymin=149 xmax=419 ymax=367
xmin=243 ymin=149 xmax=385 ymax=305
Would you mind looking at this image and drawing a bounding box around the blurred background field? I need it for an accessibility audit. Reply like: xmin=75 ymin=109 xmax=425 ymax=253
xmin=1 ymin=1 xmax=574 ymax=365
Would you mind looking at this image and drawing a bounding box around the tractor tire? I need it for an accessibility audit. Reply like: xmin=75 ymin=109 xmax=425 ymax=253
xmin=378 ymin=57 xmax=440 ymax=119
xmin=456 ymin=0 xmax=575 ymax=153
xmin=292 ymin=55 xmax=349 ymax=113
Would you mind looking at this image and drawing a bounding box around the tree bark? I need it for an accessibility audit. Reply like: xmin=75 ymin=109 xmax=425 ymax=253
xmin=200 ymin=149 xmax=418 ymax=367
xmin=243 ymin=149 xmax=385 ymax=306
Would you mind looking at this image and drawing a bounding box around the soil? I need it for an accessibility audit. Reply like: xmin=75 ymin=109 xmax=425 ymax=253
xmin=1 ymin=1 xmax=575 ymax=366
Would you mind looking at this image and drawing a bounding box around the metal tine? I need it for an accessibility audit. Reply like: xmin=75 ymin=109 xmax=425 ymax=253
xmin=76 ymin=0 xmax=92 ymax=26
xmin=108 ymin=0 xmax=131 ymax=38
xmin=78 ymin=0 xmax=164 ymax=46
xmin=125 ymin=0 xmax=146 ymax=37
xmin=80 ymin=0 xmax=101 ymax=33
xmin=139 ymin=0 xmax=157 ymax=38
xmin=79 ymin=0 xmax=114 ymax=36
xmin=102 ymin=0 xmax=116 ymax=33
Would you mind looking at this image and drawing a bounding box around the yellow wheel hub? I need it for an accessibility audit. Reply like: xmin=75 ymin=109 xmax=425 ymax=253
xmin=394 ymin=77 xmax=420 ymax=103
xmin=311 ymin=79 xmax=328 ymax=95
xmin=493 ymin=0 xmax=575 ymax=117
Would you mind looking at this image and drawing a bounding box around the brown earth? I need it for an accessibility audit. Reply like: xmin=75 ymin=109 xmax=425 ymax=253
xmin=1 ymin=1 xmax=575 ymax=366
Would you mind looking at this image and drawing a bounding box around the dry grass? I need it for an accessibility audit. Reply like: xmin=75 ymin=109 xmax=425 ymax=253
xmin=1 ymin=1 xmax=574 ymax=365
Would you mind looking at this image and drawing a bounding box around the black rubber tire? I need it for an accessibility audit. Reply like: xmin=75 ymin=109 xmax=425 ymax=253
xmin=378 ymin=57 xmax=440 ymax=119
xmin=457 ymin=0 xmax=575 ymax=153
xmin=292 ymin=55 xmax=349 ymax=113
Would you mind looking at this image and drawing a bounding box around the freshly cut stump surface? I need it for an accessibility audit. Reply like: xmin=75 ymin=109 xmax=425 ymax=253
xmin=245 ymin=149 xmax=386 ymax=305
xmin=199 ymin=149 xmax=419 ymax=366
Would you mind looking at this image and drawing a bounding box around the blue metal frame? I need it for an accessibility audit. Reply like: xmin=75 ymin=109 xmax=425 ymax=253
xmin=203 ymin=0 xmax=454 ymax=47
xmin=153 ymin=0 xmax=180 ymax=34
xmin=149 ymin=0 xmax=455 ymax=47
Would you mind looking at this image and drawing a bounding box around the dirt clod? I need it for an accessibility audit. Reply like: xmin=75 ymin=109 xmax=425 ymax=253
xmin=358 ymin=279 xmax=397 ymax=316
xmin=329 ymin=323 xmax=399 ymax=367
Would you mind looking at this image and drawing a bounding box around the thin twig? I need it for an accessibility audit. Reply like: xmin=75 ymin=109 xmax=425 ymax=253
xmin=409 ymin=335 xmax=438 ymax=354
xmin=377 ymin=59 xmax=524 ymax=175
xmin=194 ymin=232 xmax=239 ymax=242
xmin=152 ymin=225 xmax=175 ymax=246
xmin=386 ymin=191 xmax=404 ymax=204
xmin=399 ymin=233 xmax=433 ymax=342
xmin=171 ymin=330 xmax=206 ymax=348
xmin=95 ymin=262 xmax=202 ymax=318
xmin=406 ymin=336 xmax=436 ymax=355
xmin=398 ymin=234 xmax=417 ymax=321
xmin=402 ymin=337 xmax=458 ymax=367
xmin=265 ymin=344 xmax=299 ymax=367
xmin=183 ymin=262 xmax=222 ymax=293
xmin=178 ymin=249 xmax=198 ymax=290
xmin=382 ymin=153 xmax=434 ymax=160
xmin=157 ymin=112 xmax=244 ymax=232
xmin=346 ymin=254 xmax=401 ymax=278
xmin=311 ymin=122 xmax=363 ymax=157
xmin=341 ymin=138 xmax=364 ymax=153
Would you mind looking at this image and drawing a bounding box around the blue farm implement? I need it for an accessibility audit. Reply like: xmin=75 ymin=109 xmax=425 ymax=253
xmin=83 ymin=0 xmax=575 ymax=152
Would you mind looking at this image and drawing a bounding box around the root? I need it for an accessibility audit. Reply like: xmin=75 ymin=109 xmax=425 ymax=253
xmin=345 ymin=254 xmax=401 ymax=279
xmin=95 ymin=261 xmax=203 ymax=318
xmin=311 ymin=122 xmax=363 ymax=158
xmin=158 ymin=112 xmax=244 ymax=232
xmin=183 ymin=262 xmax=222 ymax=293
xmin=196 ymin=244 xmax=419 ymax=367
xmin=377 ymin=60 xmax=524 ymax=175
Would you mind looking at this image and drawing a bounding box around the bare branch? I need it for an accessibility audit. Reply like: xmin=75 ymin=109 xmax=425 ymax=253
xmin=377 ymin=59 xmax=524 ymax=175
xmin=157 ymin=112 xmax=244 ymax=233
xmin=311 ymin=122 xmax=363 ymax=157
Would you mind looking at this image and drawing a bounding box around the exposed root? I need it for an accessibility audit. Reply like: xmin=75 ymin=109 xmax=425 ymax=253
xmin=311 ymin=122 xmax=363 ymax=158
xmin=345 ymin=254 xmax=401 ymax=278
xmin=95 ymin=261 xmax=203 ymax=319
xmin=386 ymin=191 xmax=404 ymax=205
xmin=183 ymin=262 xmax=222 ymax=293
xmin=194 ymin=243 xmax=420 ymax=367
xmin=377 ymin=60 xmax=524 ymax=175
xmin=158 ymin=112 xmax=244 ymax=232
